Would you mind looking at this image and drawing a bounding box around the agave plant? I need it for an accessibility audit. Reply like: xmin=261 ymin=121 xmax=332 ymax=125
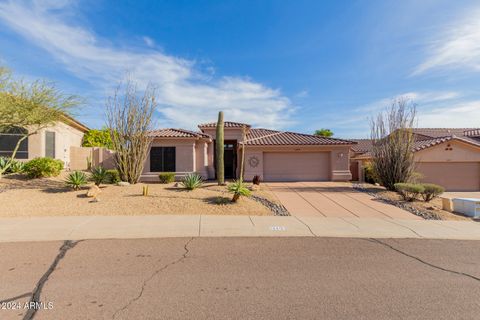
xmin=65 ymin=171 xmax=88 ymax=190
xmin=227 ymin=180 xmax=251 ymax=202
xmin=91 ymin=166 xmax=108 ymax=186
xmin=181 ymin=173 xmax=203 ymax=190
xmin=9 ymin=160 xmax=25 ymax=173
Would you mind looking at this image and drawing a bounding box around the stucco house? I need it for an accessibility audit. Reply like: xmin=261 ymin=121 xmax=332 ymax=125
xmin=0 ymin=115 xmax=89 ymax=168
xmin=350 ymin=128 xmax=480 ymax=191
xmin=141 ymin=121 xmax=355 ymax=182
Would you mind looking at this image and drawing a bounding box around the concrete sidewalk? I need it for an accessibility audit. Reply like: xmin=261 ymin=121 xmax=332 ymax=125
xmin=0 ymin=215 xmax=479 ymax=242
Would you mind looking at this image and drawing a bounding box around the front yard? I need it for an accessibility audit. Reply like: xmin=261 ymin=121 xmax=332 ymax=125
xmin=0 ymin=174 xmax=280 ymax=217
xmin=356 ymin=183 xmax=472 ymax=221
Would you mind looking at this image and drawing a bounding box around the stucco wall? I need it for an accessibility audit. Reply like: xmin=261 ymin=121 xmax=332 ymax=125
xmin=27 ymin=122 xmax=85 ymax=168
xmin=201 ymin=128 xmax=246 ymax=141
xmin=415 ymin=140 xmax=480 ymax=162
xmin=143 ymin=138 xmax=196 ymax=177
xmin=242 ymin=145 xmax=352 ymax=182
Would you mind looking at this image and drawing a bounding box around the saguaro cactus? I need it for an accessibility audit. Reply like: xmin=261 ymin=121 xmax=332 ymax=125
xmin=216 ymin=111 xmax=225 ymax=185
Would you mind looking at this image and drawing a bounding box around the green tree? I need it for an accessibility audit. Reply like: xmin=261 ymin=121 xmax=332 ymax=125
xmin=314 ymin=129 xmax=333 ymax=137
xmin=82 ymin=128 xmax=113 ymax=149
xmin=0 ymin=67 xmax=80 ymax=177
xmin=215 ymin=111 xmax=225 ymax=185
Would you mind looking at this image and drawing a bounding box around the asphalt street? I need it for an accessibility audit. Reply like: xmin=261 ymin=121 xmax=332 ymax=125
xmin=1 ymin=237 xmax=479 ymax=320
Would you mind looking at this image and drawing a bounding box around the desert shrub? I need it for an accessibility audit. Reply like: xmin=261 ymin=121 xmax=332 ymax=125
xmin=181 ymin=173 xmax=203 ymax=190
xmin=9 ymin=160 xmax=25 ymax=173
xmin=0 ymin=157 xmax=24 ymax=174
xmin=420 ymin=183 xmax=444 ymax=202
xmin=106 ymin=169 xmax=120 ymax=184
xmin=23 ymin=157 xmax=64 ymax=178
xmin=394 ymin=183 xmax=424 ymax=202
xmin=159 ymin=172 xmax=175 ymax=184
xmin=363 ymin=162 xmax=379 ymax=184
xmin=91 ymin=166 xmax=108 ymax=186
xmin=252 ymin=175 xmax=261 ymax=185
xmin=65 ymin=171 xmax=88 ymax=190
xmin=228 ymin=180 xmax=251 ymax=202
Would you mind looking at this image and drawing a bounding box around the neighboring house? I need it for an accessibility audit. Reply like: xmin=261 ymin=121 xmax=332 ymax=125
xmin=141 ymin=121 xmax=355 ymax=182
xmin=0 ymin=115 xmax=89 ymax=168
xmin=350 ymin=128 xmax=480 ymax=191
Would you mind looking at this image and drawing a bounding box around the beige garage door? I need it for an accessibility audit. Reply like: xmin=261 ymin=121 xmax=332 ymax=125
xmin=416 ymin=162 xmax=480 ymax=191
xmin=263 ymin=152 xmax=330 ymax=181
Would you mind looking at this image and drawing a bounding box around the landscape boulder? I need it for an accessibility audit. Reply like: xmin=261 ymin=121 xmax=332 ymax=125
xmin=86 ymin=185 xmax=101 ymax=198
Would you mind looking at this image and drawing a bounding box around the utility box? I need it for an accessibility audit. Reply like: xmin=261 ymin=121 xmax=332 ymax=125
xmin=452 ymin=198 xmax=480 ymax=218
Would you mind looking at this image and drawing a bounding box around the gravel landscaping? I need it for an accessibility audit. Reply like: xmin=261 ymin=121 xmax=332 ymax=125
xmin=0 ymin=173 xmax=283 ymax=217
xmin=353 ymin=183 xmax=471 ymax=221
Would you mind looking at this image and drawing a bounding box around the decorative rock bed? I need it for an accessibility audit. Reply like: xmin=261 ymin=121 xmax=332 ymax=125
xmin=352 ymin=183 xmax=441 ymax=220
xmin=250 ymin=195 xmax=290 ymax=216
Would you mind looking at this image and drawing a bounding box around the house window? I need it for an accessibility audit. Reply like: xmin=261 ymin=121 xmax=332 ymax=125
xmin=45 ymin=131 xmax=56 ymax=158
xmin=0 ymin=127 xmax=28 ymax=159
xmin=150 ymin=147 xmax=176 ymax=172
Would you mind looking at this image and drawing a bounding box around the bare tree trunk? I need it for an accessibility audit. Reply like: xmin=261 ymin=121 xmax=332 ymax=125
xmin=370 ymin=98 xmax=417 ymax=191
xmin=105 ymin=79 xmax=156 ymax=184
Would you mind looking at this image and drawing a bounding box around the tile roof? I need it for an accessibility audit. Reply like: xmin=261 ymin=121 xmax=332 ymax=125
xmin=148 ymin=128 xmax=211 ymax=139
xmin=350 ymin=139 xmax=374 ymax=153
xmin=242 ymin=128 xmax=356 ymax=146
xmin=411 ymin=128 xmax=479 ymax=138
xmin=198 ymin=121 xmax=251 ymax=129
xmin=464 ymin=129 xmax=480 ymax=137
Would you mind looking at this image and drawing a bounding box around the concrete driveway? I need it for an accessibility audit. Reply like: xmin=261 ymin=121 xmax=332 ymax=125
xmin=266 ymin=181 xmax=422 ymax=220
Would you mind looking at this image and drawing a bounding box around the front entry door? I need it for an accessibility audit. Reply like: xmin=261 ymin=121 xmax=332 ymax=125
xmin=214 ymin=140 xmax=237 ymax=179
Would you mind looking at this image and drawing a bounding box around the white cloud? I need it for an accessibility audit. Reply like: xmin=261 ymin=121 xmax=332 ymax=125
xmin=0 ymin=0 xmax=294 ymax=129
xmin=419 ymin=100 xmax=480 ymax=128
xmin=295 ymin=90 xmax=309 ymax=98
xmin=328 ymin=91 xmax=476 ymax=138
xmin=142 ymin=36 xmax=155 ymax=48
xmin=413 ymin=9 xmax=480 ymax=75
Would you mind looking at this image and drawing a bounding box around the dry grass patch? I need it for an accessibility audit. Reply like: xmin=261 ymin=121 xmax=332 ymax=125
xmin=0 ymin=174 xmax=276 ymax=217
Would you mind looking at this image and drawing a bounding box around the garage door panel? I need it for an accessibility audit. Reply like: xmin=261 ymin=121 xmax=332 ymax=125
xmin=263 ymin=152 xmax=330 ymax=181
xmin=417 ymin=162 xmax=480 ymax=191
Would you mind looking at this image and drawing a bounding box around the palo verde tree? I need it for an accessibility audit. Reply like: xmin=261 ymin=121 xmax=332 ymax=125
xmin=0 ymin=67 xmax=80 ymax=177
xmin=105 ymin=79 xmax=156 ymax=184
xmin=370 ymin=97 xmax=417 ymax=191
xmin=82 ymin=128 xmax=113 ymax=149
xmin=215 ymin=111 xmax=225 ymax=185
xmin=314 ymin=128 xmax=333 ymax=137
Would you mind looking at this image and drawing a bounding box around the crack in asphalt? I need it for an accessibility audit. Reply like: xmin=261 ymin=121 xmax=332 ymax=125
xmin=23 ymin=240 xmax=82 ymax=320
xmin=367 ymin=238 xmax=480 ymax=282
xmin=0 ymin=292 xmax=31 ymax=304
xmin=112 ymin=237 xmax=195 ymax=319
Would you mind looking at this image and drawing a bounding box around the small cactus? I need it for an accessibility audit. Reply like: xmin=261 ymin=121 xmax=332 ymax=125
xmin=142 ymin=185 xmax=149 ymax=196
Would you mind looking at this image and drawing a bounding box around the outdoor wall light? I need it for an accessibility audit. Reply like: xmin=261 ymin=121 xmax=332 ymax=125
xmin=338 ymin=153 xmax=344 ymax=158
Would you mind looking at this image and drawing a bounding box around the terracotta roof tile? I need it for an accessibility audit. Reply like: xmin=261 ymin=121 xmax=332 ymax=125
xmin=198 ymin=121 xmax=251 ymax=129
xmin=464 ymin=129 xmax=480 ymax=137
xmin=148 ymin=128 xmax=211 ymax=139
xmin=411 ymin=128 xmax=479 ymax=138
xmin=242 ymin=129 xmax=355 ymax=146
xmin=350 ymin=139 xmax=374 ymax=153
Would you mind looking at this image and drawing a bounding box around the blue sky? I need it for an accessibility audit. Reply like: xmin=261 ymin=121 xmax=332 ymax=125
xmin=0 ymin=0 xmax=479 ymax=137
